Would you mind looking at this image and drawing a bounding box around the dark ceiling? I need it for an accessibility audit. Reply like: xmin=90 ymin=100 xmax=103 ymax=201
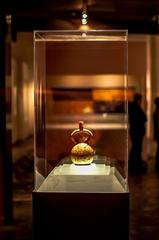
xmin=1 ymin=0 xmax=159 ymax=35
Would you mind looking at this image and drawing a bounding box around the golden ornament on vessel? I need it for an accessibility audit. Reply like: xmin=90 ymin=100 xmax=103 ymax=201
xmin=71 ymin=121 xmax=95 ymax=165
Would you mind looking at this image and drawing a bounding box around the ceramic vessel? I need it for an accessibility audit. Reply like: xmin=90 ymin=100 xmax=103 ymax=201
xmin=71 ymin=121 xmax=95 ymax=165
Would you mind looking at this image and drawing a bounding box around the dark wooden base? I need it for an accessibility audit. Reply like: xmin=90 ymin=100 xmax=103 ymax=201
xmin=33 ymin=191 xmax=129 ymax=240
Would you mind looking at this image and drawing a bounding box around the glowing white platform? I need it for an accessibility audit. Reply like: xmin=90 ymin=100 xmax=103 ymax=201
xmin=37 ymin=163 xmax=125 ymax=193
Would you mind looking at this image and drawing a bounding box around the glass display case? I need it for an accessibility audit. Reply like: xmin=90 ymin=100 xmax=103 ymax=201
xmin=33 ymin=30 xmax=129 ymax=240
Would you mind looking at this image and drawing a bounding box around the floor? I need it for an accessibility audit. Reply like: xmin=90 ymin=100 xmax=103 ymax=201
xmin=129 ymin=160 xmax=159 ymax=240
xmin=0 ymin=136 xmax=159 ymax=240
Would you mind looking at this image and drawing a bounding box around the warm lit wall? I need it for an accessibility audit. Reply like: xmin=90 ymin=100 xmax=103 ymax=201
xmin=11 ymin=32 xmax=159 ymax=153
xmin=11 ymin=32 xmax=34 ymax=143
xmin=46 ymin=39 xmax=147 ymax=98
xmin=151 ymin=35 xmax=159 ymax=105
xmin=156 ymin=36 xmax=159 ymax=96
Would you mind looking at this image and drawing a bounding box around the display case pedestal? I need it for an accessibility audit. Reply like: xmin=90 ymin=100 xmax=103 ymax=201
xmin=33 ymin=191 xmax=129 ymax=240
xmin=33 ymin=30 xmax=129 ymax=240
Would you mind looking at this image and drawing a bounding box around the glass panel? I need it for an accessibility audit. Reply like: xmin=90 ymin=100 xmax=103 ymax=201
xmin=34 ymin=30 xmax=128 ymax=193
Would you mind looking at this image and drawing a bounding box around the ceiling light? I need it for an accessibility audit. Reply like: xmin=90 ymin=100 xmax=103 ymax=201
xmin=81 ymin=0 xmax=88 ymax=25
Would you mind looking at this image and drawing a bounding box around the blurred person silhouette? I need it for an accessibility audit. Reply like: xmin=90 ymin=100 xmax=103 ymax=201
xmin=153 ymin=97 xmax=159 ymax=172
xmin=128 ymin=93 xmax=147 ymax=174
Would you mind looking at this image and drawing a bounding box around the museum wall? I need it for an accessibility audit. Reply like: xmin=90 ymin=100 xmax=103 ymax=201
xmin=11 ymin=32 xmax=34 ymax=143
xmin=10 ymin=32 xmax=159 ymax=154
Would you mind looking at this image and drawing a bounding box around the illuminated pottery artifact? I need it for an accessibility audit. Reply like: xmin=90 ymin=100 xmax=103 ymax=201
xmin=71 ymin=121 xmax=95 ymax=165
